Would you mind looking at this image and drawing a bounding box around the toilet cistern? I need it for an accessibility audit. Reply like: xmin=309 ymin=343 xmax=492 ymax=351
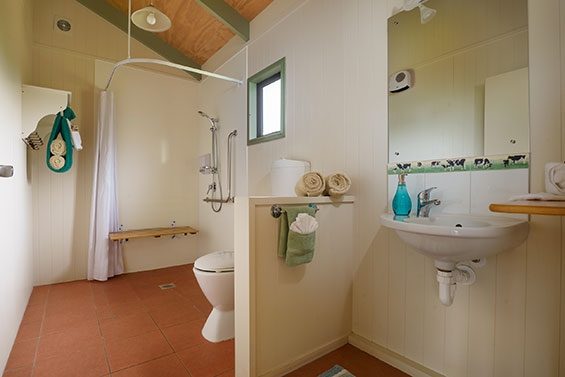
xmin=417 ymin=187 xmax=441 ymax=217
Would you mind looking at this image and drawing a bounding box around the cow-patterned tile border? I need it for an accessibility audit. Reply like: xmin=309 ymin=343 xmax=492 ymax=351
xmin=387 ymin=153 xmax=529 ymax=175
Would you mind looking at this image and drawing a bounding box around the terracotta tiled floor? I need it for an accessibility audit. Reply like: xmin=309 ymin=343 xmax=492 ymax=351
xmin=3 ymin=264 xmax=234 ymax=377
xmin=284 ymin=344 xmax=409 ymax=377
xmin=4 ymin=264 xmax=408 ymax=377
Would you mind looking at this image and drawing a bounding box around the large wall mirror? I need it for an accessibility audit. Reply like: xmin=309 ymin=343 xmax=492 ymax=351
xmin=388 ymin=0 xmax=529 ymax=163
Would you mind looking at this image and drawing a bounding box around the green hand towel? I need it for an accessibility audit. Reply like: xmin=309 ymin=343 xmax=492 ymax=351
xmin=278 ymin=206 xmax=317 ymax=266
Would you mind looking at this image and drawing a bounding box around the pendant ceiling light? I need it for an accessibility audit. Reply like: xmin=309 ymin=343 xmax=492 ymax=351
xmin=403 ymin=0 xmax=437 ymax=24
xmin=131 ymin=1 xmax=171 ymax=32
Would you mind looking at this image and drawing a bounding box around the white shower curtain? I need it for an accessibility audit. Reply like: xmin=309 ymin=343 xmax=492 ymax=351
xmin=88 ymin=91 xmax=123 ymax=281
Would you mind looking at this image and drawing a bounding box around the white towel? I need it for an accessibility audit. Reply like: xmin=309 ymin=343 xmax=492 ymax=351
xmin=295 ymin=171 xmax=325 ymax=197
xmin=289 ymin=213 xmax=319 ymax=234
xmin=545 ymin=162 xmax=565 ymax=195
xmin=49 ymin=155 xmax=66 ymax=170
xmin=324 ymin=172 xmax=351 ymax=197
xmin=50 ymin=137 xmax=66 ymax=156
xmin=68 ymin=119 xmax=83 ymax=151
xmin=509 ymin=192 xmax=565 ymax=201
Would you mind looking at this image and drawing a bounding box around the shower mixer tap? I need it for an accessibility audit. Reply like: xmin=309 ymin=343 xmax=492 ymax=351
xmin=207 ymin=182 xmax=216 ymax=195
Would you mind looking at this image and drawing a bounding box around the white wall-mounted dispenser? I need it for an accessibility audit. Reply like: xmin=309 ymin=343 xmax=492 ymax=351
xmin=199 ymin=153 xmax=213 ymax=174
xmin=271 ymin=158 xmax=311 ymax=196
xmin=389 ymin=70 xmax=412 ymax=93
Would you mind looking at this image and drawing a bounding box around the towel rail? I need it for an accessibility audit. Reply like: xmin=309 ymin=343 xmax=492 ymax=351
xmin=270 ymin=203 xmax=319 ymax=218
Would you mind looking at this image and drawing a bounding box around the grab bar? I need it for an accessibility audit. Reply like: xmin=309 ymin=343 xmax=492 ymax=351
xmin=0 ymin=165 xmax=14 ymax=178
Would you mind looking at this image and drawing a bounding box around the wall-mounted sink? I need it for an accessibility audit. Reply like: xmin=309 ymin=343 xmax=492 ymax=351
xmin=380 ymin=213 xmax=529 ymax=305
xmin=380 ymin=213 xmax=529 ymax=270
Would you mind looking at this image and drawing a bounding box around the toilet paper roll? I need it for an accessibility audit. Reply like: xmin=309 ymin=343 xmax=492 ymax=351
xmin=545 ymin=162 xmax=565 ymax=195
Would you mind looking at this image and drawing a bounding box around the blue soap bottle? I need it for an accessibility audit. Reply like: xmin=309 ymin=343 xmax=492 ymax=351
xmin=392 ymin=173 xmax=412 ymax=218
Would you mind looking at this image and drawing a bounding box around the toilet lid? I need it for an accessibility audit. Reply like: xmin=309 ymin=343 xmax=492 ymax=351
xmin=194 ymin=251 xmax=234 ymax=272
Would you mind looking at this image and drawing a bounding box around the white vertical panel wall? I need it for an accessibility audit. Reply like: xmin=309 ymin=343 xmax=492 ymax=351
xmin=30 ymin=0 xmax=200 ymax=284
xmin=0 ymin=0 xmax=34 ymax=372
xmin=226 ymin=0 xmax=565 ymax=376
xmin=94 ymin=61 xmax=201 ymax=273
xmin=198 ymin=50 xmax=248 ymax=256
xmin=234 ymin=197 xmax=355 ymax=377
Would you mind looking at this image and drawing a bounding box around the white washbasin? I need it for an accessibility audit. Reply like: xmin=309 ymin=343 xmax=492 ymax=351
xmin=380 ymin=213 xmax=529 ymax=270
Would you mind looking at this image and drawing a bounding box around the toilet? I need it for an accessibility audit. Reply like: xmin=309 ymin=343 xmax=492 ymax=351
xmin=193 ymin=251 xmax=234 ymax=343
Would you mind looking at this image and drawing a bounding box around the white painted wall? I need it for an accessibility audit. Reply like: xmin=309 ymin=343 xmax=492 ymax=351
xmin=198 ymin=50 xmax=248 ymax=256
xmin=235 ymin=197 xmax=355 ymax=377
xmin=30 ymin=0 xmax=200 ymax=284
xmin=94 ymin=61 xmax=201 ymax=273
xmin=0 ymin=0 xmax=34 ymax=372
xmin=208 ymin=0 xmax=565 ymax=376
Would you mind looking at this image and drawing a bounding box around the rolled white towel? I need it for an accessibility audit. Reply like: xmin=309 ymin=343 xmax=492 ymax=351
xmin=295 ymin=171 xmax=325 ymax=197
xmin=50 ymin=137 xmax=67 ymax=156
xmin=545 ymin=162 xmax=565 ymax=195
xmin=324 ymin=172 xmax=351 ymax=197
xmin=49 ymin=155 xmax=66 ymax=170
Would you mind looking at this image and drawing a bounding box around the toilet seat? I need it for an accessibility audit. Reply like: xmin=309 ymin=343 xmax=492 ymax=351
xmin=194 ymin=251 xmax=234 ymax=273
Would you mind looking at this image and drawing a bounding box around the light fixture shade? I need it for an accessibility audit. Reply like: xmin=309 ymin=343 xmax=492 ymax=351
xmin=131 ymin=5 xmax=171 ymax=32
xmin=418 ymin=4 xmax=437 ymax=24
xmin=403 ymin=0 xmax=427 ymax=11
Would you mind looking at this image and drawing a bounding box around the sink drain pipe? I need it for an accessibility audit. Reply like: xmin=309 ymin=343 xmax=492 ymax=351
xmin=436 ymin=263 xmax=477 ymax=306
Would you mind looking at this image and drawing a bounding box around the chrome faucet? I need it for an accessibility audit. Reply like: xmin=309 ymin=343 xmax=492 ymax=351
xmin=417 ymin=187 xmax=441 ymax=217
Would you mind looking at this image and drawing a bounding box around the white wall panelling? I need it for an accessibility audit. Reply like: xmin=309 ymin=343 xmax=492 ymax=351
xmin=0 ymin=0 xmax=34 ymax=372
xmin=235 ymin=196 xmax=355 ymax=377
xmin=198 ymin=49 xmax=248 ymax=257
xmin=30 ymin=0 xmax=200 ymax=284
xmin=94 ymin=60 xmax=200 ymax=273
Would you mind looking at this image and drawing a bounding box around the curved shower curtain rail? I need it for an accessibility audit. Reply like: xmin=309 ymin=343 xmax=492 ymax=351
xmin=103 ymin=0 xmax=242 ymax=90
xmin=104 ymin=58 xmax=243 ymax=90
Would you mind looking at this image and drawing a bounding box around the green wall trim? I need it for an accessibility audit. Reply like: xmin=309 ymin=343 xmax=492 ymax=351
xmin=74 ymin=0 xmax=202 ymax=81
xmin=247 ymin=57 xmax=286 ymax=146
xmin=387 ymin=153 xmax=529 ymax=175
xmin=196 ymin=0 xmax=250 ymax=42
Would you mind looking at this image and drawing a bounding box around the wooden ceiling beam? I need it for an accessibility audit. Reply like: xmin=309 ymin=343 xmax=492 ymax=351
xmin=196 ymin=0 xmax=250 ymax=41
xmin=74 ymin=0 xmax=202 ymax=81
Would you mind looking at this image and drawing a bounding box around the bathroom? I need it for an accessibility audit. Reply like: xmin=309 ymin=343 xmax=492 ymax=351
xmin=1 ymin=0 xmax=564 ymax=376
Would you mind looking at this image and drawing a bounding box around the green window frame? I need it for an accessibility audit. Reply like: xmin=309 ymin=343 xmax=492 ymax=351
xmin=247 ymin=57 xmax=285 ymax=145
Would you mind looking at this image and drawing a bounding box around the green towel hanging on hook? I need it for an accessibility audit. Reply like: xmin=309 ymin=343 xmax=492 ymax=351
xmin=46 ymin=107 xmax=75 ymax=173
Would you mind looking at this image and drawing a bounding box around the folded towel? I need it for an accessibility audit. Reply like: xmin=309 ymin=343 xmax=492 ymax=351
xmin=545 ymin=162 xmax=565 ymax=195
xmin=290 ymin=213 xmax=319 ymax=234
xmin=67 ymin=119 xmax=83 ymax=151
xmin=295 ymin=171 xmax=325 ymax=197
xmin=278 ymin=206 xmax=317 ymax=266
xmin=324 ymin=172 xmax=351 ymax=197
xmin=509 ymin=192 xmax=565 ymax=201
xmin=318 ymin=365 xmax=355 ymax=377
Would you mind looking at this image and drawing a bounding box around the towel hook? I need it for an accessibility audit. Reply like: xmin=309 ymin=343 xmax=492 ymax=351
xmin=271 ymin=204 xmax=283 ymax=218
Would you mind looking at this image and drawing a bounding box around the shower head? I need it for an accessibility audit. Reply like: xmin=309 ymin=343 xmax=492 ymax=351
xmin=198 ymin=111 xmax=218 ymax=130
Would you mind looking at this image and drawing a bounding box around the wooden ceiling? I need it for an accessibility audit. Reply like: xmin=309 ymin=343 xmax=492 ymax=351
xmin=79 ymin=0 xmax=272 ymax=75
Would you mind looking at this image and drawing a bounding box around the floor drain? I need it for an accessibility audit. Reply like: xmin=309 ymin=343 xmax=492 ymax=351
xmin=159 ymin=283 xmax=176 ymax=290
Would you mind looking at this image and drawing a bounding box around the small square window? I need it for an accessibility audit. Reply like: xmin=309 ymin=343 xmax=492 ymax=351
xmin=248 ymin=58 xmax=285 ymax=145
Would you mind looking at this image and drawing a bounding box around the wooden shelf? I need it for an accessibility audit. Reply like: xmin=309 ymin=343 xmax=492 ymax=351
xmin=489 ymin=201 xmax=565 ymax=216
xmin=109 ymin=226 xmax=199 ymax=241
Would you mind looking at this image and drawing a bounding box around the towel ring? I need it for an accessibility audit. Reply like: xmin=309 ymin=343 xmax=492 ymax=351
xmin=270 ymin=203 xmax=319 ymax=219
